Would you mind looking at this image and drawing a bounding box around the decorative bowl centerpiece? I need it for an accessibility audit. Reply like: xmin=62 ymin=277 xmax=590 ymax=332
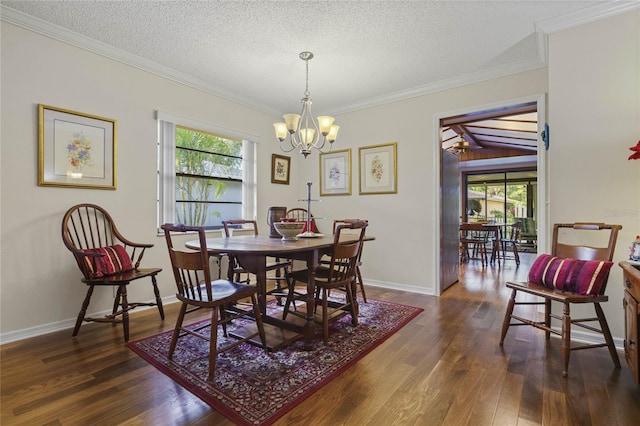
xmin=273 ymin=220 xmax=305 ymax=241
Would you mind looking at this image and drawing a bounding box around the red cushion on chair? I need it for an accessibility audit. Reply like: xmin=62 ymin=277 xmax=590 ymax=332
xmin=82 ymin=244 xmax=133 ymax=278
xmin=528 ymin=254 xmax=613 ymax=296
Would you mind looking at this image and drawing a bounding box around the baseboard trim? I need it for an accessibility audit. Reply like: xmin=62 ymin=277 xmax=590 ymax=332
xmin=363 ymin=279 xmax=436 ymax=296
xmin=1 ymin=284 xmax=624 ymax=352
xmin=0 ymin=294 xmax=178 ymax=345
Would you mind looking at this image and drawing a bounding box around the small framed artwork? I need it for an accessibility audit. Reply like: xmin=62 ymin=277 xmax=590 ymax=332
xmin=358 ymin=142 xmax=397 ymax=195
xmin=271 ymin=153 xmax=290 ymax=185
xmin=38 ymin=104 xmax=117 ymax=189
xmin=319 ymin=149 xmax=351 ymax=196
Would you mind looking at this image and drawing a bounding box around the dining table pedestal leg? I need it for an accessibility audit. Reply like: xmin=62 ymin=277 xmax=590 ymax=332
xmin=235 ymin=253 xmax=317 ymax=351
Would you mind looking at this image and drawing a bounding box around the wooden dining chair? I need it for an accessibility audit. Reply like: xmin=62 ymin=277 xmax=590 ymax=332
xmin=332 ymin=219 xmax=369 ymax=302
xmin=459 ymin=222 xmax=490 ymax=266
xmin=162 ymin=223 xmax=266 ymax=381
xmin=61 ymin=203 xmax=164 ymax=342
xmin=286 ymin=208 xmax=320 ymax=234
xmin=222 ymin=219 xmax=291 ymax=303
xmin=500 ymin=222 xmax=622 ymax=377
xmin=283 ymin=220 xmax=368 ymax=343
xmin=500 ymin=221 xmax=521 ymax=265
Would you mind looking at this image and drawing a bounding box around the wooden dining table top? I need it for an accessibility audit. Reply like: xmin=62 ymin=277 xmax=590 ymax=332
xmin=185 ymin=233 xmax=374 ymax=256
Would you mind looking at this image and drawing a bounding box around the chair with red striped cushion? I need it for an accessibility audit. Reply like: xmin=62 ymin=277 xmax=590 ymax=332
xmin=62 ymin=204 xmax=164 ymax=341
xmin=500 ymin=222 xmax=621 ymax=377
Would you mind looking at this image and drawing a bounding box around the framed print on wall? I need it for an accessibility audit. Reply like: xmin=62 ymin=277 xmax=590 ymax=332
xmin=271 ymin=153 xmax=290 ymax=185
xmin=319 ymin=149 xmax=351 ymax=196
xmin=358 ymin=142 xmax=397 ymax=195
xmin=38 ymin=104 xmax=117 ymax=189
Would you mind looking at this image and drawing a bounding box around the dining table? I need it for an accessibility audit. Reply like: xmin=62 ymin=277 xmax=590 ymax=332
xmin=185 ymin=232 xmax=374 ymax=351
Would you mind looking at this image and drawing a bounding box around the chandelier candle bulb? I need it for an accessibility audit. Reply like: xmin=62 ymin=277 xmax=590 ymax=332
xmin=301 ymin=128 xmax=315 ymax=144
xmin=317 ymin=116 xmax=335 ymax=135
xmin=274 ymin=123 xmax=287 ymax=141
xmin=327 ymin=125 xmax=339 ymax=143
xmin=283 ymin=114 xmax=300 ymax=133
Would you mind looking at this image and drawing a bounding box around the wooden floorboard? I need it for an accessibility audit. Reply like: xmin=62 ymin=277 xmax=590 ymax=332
xmin=2 ymin=253 xmax=639 ymax=425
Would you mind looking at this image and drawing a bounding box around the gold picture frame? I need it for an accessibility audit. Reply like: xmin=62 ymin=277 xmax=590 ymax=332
xmin=358 ymin=142 xmax=397 ymax=195
xmin=271 ymin=153 xmax=290 ymax=185
xmin=319 ymin=149 xmax=351 ymax=196
xmin=38 ymin=104 xmax=117 ymax=189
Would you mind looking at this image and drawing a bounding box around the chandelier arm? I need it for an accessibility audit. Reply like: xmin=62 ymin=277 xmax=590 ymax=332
xmin=278 ymin=139 xmax=297 ymax=153
xmin=315 ymin=136 xmax=327 ymax=151
xmin=318 ymin=139 xmax=333 ymax=154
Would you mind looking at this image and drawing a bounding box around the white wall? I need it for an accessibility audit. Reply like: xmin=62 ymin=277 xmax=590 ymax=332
xmin=2 ymin=9 xmax=638 ymax=343
xmin=306 ymin=71 xmax=547 ymax=291
xmin=0 ymin=23 xmax=299 ymax=339
xmin=547 ymin=11 xmax=640 ymax=340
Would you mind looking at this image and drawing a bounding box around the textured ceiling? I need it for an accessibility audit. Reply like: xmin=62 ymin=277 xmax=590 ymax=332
xmin=1 ymin=1 xmax=633 ymax=116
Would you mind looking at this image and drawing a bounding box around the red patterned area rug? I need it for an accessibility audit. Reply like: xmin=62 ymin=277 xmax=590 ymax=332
xmin=128 ymin=298 xmax=423 ymax=426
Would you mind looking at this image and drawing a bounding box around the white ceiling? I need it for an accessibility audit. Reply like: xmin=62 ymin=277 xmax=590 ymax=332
xmin=1 ymin=1 xmax=636 ymax=116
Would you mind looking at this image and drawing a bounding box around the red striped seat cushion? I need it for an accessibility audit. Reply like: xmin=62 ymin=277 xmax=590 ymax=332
xmin=82 ymin=244 xmax=133 ymax=278
xmin=528 ymin=254 xmax=613 ymax=296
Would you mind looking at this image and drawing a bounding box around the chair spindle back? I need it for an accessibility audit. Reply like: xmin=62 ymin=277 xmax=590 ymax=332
xmin=162 ymin=223 xmax=213 ymax=302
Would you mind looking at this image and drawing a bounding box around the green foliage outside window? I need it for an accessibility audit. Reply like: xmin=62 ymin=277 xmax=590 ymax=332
xmin=175 ymin=127 xmax=243 ymax=226
xmin=468 ymin=183 xmax=528 ymax=222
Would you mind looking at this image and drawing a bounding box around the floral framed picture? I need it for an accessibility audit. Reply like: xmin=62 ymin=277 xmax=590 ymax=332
xmin=271 ymin=153 xmax=290 ymax=185
xmin=38 ymin=104 xmax=117 ymax=189
xmin=319 ymin=149 xmax=351 ymax=196
xmin=358 ymin=142 xmax=397 ymax=195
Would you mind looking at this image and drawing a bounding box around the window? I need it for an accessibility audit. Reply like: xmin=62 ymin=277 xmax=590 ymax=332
xmin=464 ymin=170 xmax=537 ymax=224
xmin=157 ymin=112 xmax=256 ymax=230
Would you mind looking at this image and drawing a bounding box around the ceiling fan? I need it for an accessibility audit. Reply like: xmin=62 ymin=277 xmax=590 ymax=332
xmin=446 ymin=133 xmax=481 ymax=155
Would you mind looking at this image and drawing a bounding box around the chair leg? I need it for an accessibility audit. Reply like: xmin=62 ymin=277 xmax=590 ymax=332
xmin=513 ymin=245 xmax=520 ymax=266
xmin=251 ymin=294 xmax=267 ymax=348
xmin=322 ymin=288 xmax=330 ymax=344
xmin=220 ymin=303 xmax=229 ymax=337
xmin=544 ymin=299 xmax=552 ymax=340
xmin=500 ymin=288 xmax=516 ymax=345
xmin=73 ymin=285 xmax=94 ymax=337
xmin=561 ymin=302 xmax=571 ymax=377
xmin=356 ymin=266 xmax=367 ymax=303
xmin=208 ymin=306 xmax=220 ymax=382
xmin=151 ymin=275 xmax=165 ymax=319
xmin=168 ymin=302 xmax=187 ymax=360
xmin=112 ymin=286 xmax=122 ymax=315
xmin=347 ymin=281 xmax=358 ymax=325
xmin=120 ymin=285 xmax=130 ymax=342
xmin=594 ymin=302 xmax=621 ymax=369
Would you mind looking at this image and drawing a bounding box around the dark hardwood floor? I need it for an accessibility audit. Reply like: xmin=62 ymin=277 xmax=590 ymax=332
xmin=2 ymin=253 xmax=639 ymax=425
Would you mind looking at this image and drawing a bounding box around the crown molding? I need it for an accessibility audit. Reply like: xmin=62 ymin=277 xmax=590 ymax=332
xmin=320 ymin=2 xmax=640 ymax=115
xmin=0 ymin=6 xmax=281 ymax=116
xmin=3 ymin=3 xmax=638 ymax=117
xmin=537 ymin=0 xmax=640 ymax=35
xmin=329 ymin=58 xmax=546 ymax=115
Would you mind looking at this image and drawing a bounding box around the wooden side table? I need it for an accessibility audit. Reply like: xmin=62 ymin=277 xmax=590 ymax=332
xmin=619 ymin=261 xmax=640 ymax=385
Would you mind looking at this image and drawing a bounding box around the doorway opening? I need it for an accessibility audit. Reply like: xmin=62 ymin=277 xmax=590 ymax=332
xmin=434 ymin=95 xmax=547 ymax=295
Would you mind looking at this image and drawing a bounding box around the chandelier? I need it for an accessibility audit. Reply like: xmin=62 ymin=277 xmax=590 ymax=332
xmin=274 ymin=51 xmax=340 ymax=158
